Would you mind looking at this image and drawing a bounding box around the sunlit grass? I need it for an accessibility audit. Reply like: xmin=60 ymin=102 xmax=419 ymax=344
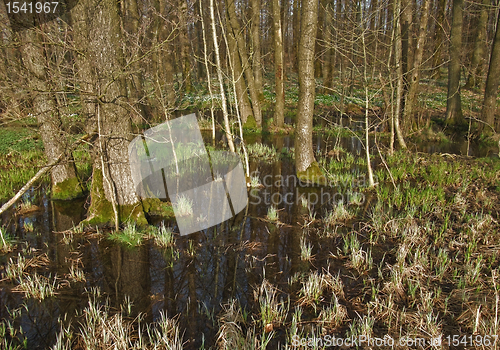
xmin=0 ymin=226 xmax=15 ymax=253
xmin=151 ymin=222 xmax=175 ymax=248
xmin=246 ymin=143 xmax=278 ymax=162
xmin=173 ymin=195 xmax=193 ymax=217
xmin=108 ymin=222 xmax=144 ymax=247
xmin=18 ymin=273 xmax=57 ymax=300
xmin=266 ymin=206 xmax=279 ymax=222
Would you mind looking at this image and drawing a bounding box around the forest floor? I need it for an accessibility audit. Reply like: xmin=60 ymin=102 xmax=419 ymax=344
xmin=1 ymin=75 xmax=500 ymax=348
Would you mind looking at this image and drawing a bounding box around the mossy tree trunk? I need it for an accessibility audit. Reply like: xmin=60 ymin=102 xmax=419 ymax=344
xmin=295 ymin=0 xmax=325 ymax=185
xmin=19 ymin=26 xmax=84 ymax=200
xmin=72 ymin=0 xmax=146 ymax=225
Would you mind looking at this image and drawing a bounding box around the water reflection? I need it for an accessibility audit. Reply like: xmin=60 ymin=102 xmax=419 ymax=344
xmin=0 ymin=130 xmax=495 ymax=348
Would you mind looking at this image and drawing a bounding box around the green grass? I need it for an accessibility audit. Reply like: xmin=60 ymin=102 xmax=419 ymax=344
xmin=0 ymin=226 xmax=15 ymax=253
xmin=151 ymin=222 xmax=175 ymax=248
xmin=108 ymin=222 xmax=144 ymax=247
xmin=266 ymin=206 xmax=279 ymax=222
xmin=18 ymin=273 xmax=57 ymax=300
xmin=173 ymin=195 xmax=193 ymax=217
xmin=0 ymin=127 xmax=43 ymax=154
xmin=246 ymin=143 xmax=278 ymax=162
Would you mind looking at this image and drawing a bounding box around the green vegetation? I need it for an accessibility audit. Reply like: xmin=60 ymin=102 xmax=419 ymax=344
xmin=296 ymin=161 xmax=327 ymax=185
xmin=0 ymin=226 xmax=15 ymax=253
xmin=266 ymin=205 xmax=279 ymax=222
xmin=108 ymin=222 xmax=144 ymax=247
xmin=245 ymin=142 xmax=278 ymax=162
xmin=150 ymin=222 xmax=175 ymax=247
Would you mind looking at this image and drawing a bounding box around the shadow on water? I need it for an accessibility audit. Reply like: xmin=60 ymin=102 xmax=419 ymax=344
xmin=0 ymin=129 xmax=494 ymax=348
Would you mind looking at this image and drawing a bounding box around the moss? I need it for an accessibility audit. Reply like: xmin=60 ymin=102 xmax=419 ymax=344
xmin=243 ymin=115 xmax=260 ymax=131
xmin=52 ymin=177 xmax=86 ymax=200
xmin=142 ymin=198 xmax=175 ymax=218
xmin=83 ymin=168 xmax=148 ymax=227
xmin=297 ymin=162 xmax=327 ymax=186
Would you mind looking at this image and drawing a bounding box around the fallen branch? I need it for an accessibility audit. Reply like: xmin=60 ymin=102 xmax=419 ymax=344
xmin=0 ymin=133 xmax=94 ymax=216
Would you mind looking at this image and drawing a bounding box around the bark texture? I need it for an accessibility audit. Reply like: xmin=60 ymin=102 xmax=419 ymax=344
xmin=227 ymin=0 xmax=262 ymax=126
xmin=464 ymin=0 xmax=490 ymax=90
xmin=251 ymin=0 xmax=264 ymax=99
xmin=72 ymin=0 xmax=145 ymax=224
xmin=446 ymin=0 xmax=464 ymax=124
xmin=295 ymin=0 xmax=320 ymax=180
xmin=403 ymin=0 xmax=430 ymax=126
xmin=272 ymin=0 xmax=285 ymax=127
xmin=481 ymin=7 xmax=500 ymax=132
xmin=19 ymin=27 xmax=84 ymax=200
xmin=227 ymin=17 xmax=253 ymax=124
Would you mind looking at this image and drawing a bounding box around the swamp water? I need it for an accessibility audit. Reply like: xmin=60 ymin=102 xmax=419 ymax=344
xmin=0 ymin=130 xmax=496 ymax=349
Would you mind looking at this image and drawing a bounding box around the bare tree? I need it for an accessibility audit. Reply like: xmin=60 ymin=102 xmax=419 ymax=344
xmin=211 ymin=0 xmax=235 ymax=152
xmin=19 ymin=24 xmax=84 ymax=200
xmin=464 ymin=0 xmax=490 ymax=90
xmin=480 ymin=4 xmax=500 ymax=132
xmin=403 ymin=0 xmax=430 ymax=128
xmin=446 ymin=0 xmax=464 ymax=124
xmin=394 ymin=0 xmax=408 ymax=148
xmin=71 ymin=0 xmax=146 ymax=225
xmin=251 ymin=0 xmax=264 ymax=99
xmin=227 ymin=0 xmax=262 ymax=127
xmin=295 ymin=0 xmax=323 ymax=183
xmin=272 ymin=0 xmax=285 ymax=127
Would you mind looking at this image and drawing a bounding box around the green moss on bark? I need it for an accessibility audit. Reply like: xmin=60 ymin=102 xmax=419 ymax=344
xmin=142 ymin=198 xmax=175 ymax=218
xmin=297 ymin=162 xmax=327 ymax=185
xmin=243 ymin=115 xmax=260 ymax=131
xmin=52 ymin=177 xmax=86 ymax=200
xmin=84 ymin=168 xmax=148 ymax=227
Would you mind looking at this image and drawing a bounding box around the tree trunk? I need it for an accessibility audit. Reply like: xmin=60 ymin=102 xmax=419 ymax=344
xmin=122 ymin=0 xmax=149 ymax=122
xmin=446 ymin=0 xmax=464 ymax=124
xmin=227 ymin=0 xmax=262 ymax=127
xmin=464 ymin=0 xmax=490 ymax=90
xmin=394 ymin=0 xmax=408 ymax=148
xmin=272 ymin=0 xmax=285 ymax=127
xmin=227 ymin=17 xmax=254 ymax=125
xmin=72 ymin=0 xmax=146 ymax=225
xmin=292 ymin=0 xmax=301 ymax=72
xmin=403 ymin=0 xmax=430 ymax=127
xmin=295 ymin=0 xmax=324 ymax=184
xmin=481 ymin=7 xmax=500 ymax=132
xmin=401 ymin=0 xmax=414 ymax=87
xmin=322 ymin=0 xmax=333 ymax=92
xmin=430 ymin=0 xmax=447 ymax=79
xmin=19 ymin=27 xmax=84 ymax=200
xmin=251 ymin=0 xmax=264 ymax=100
xmin=0 ymin=2 xmax=22 ymax=119
xmin=211 ymin=0 xmax=235 ymax=152
xmin=178 ymin=0 xmax=192 ymax=94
